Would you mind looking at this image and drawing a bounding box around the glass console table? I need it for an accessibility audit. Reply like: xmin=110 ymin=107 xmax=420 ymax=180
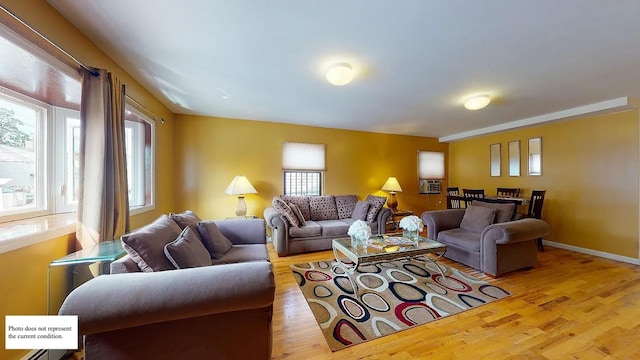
xmin=47 ymin=240 xmax=125 ymax=314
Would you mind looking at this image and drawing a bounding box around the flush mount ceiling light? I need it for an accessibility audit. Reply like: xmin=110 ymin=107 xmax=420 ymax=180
xmin=325 ymin=62 xmax=354 ymax=86
xmin=464 ymin=94 xmax=491 ymax=110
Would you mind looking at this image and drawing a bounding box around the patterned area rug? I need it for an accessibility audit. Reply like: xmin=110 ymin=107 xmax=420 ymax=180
xmin=290 ymin=256 xmax=511 ymax=351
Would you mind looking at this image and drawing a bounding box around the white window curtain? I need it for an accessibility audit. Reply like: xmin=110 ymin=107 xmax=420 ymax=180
xmin=418 ymin=151 xmax=445 ymax=179
xmin=282 ymin=142 xmax=325 ymax=170
xmin=76 ymin=68 xmax=130 ymax=249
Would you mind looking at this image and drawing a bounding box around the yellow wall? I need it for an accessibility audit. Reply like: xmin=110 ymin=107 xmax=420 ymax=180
xmin=174 ymin=115 xmax=449 ymax=220
xmin=0 ymin=2 xmax=176 ymax=359
xmin=449 ymin=109 xmax=639 ymax=258
xmin=0 ymin=234 xmax=73 ymax=360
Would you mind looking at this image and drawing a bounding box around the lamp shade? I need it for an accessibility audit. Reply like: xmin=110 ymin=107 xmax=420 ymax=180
xmin=325 ymin=62 xmax=354 ymax=86
xmin=224 ymin=176 xmax=257 ymax=195
xmin=381 ymin=177 xmax=403 ymax=193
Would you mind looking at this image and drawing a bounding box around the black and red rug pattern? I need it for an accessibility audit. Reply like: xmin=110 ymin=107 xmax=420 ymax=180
xmin=290 ymin=256 xmax=510 ymax=351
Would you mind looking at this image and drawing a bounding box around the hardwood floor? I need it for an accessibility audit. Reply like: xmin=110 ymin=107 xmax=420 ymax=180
xmin=269 ymin=243 xmax=640 ymax=359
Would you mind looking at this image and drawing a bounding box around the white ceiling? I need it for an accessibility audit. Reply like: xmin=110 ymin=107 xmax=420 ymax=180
xmin=47 ymin=0 xmax=640 ymax=141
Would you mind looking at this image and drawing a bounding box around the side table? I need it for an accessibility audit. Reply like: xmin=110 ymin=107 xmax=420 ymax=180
xmin=386 ymin=209 xmax=413 ymax=232
xmin=47 ymin=240 xmax=125 ymax=315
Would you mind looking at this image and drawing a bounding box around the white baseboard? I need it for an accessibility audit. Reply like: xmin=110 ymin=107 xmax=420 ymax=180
xmin=542 ymin=240 xmax=640 ymax=265
xmin=20 ymin=350 xmax=44 ymax=360
xmin=20 ymin=349 xmax=68 ymax=360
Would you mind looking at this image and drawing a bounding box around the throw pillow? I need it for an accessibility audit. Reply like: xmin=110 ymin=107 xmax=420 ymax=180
xmin=471 ymin=200 xmax=516 ymax=223
xmin=288 ymin=202 xmax=306 ymax=226
xmin=365 ymin=194 xmax=387 ymax=222
xmin=335 ymin=195 xmax=358 ymax=219
xmin=164 ymin=227 xmax=212 ymax=269
xmin=272 ymin=197 xmax=301 ymax=227
xmin=169 ymin=210 xmax=202 ymax=233
xmin=351 ymin=201 xmax=370 ymax=221
xmin=196 ymin=221 xmax=233 ymax=259
xmin=121 ymin=214 xmax=183 ymax=272
xmin=460 ymin=205 xmax=496 ymax=233
xmin=309 ymin=195 xmax=339 ymax=220
xmin=281 ymin=195 xmax=311 ymax=220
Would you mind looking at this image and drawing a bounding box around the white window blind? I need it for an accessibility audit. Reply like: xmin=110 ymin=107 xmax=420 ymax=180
xmin=418 ymin=151 xmax=445 ymax=179
xmin=282 ymin=142 xmax=325 ymax=170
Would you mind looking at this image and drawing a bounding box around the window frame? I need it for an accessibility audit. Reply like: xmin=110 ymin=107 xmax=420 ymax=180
xmin=124 ymin=103 xmax=155 ymax=215
xmin=0 ymin=87 xmax=50 ymax=222
xmin=283 ymin=170 xmax=323 ymax=196
xmin=282 ymin=142 xmax=325 ymax=196
xmin=53 ymin=106 xmax=80 ymax=213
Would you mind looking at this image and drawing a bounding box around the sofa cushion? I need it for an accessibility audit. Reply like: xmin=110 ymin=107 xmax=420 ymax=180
xmin=169 ymin=210 xmax=202 ymax=233
xmin=272 ymin=197 xmax=301 ymax=227
xmin=438 ymin=228 xmax=482 ymax=252
xmin=121 ymin=214 xmax=183 ymax=272
xmin=309 ymin=195 xmax=339 ymax=220
xmin=210 ymin=244 xmax=270 ymax=265
xmin=365 ymin=194 xmax=387 ymax=222
xmin=316 ymin=219 xmax=351 ymax=237
xmin=197 ymin=221 xmax=233 ymax=259
xmin=288 ymin=202 xmax=306 ymax=226
xmin=351 ymin=201 xmax=370 ymax=221
xmin=460 ymin=205 xmax=496 ymax=233
xmin=281 ymin=195 xmax=311 ymax=220
xmin=335 ymin=195 xmax=358 ymax=219
xmin=164 ymin=227 xmax=212 ymax=269
xmin=471 ymin=200 xmax=516 ymax=223
xmin=289 ymin=220 xmax=322 ymax=238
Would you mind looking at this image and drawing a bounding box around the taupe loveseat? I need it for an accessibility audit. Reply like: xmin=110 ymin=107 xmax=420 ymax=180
xmin=59 ymin=214 xmax=275 ymax=360
xmin=421 ymin=201 xmax=551 ymax=276
xmin=264 ymin=194 xmax=392 ymax=256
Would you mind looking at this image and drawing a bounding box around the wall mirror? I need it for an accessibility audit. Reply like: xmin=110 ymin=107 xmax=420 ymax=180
xmin=528 ymin=137 xmax=542 ymax=176
xmin=508 ymin=140 xmax=520 ymax=176
xmin=490 ymin=143 xmax=501 ymax=177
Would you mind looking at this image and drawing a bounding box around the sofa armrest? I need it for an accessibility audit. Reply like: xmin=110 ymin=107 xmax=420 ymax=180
xmin=263 ymin=206 xmax=290 ymax=256
xmin=421 ymin=209 xmax=466 ymax=239
xmin=481 ymin=218 xmax=551 ymax=246
xmin=375 ymin=207 xmax=392 ymax=234
xmin=110 ymin=254 xmax=140 ymax=274
xmin=60 ymin=261 xmax=275 ymax=335
xmin=214 ymin=218 xmax=266 ymax=245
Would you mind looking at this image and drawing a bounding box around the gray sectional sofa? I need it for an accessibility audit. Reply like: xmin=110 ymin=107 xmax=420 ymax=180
xmin=59 ymin=214 xmax=275 ymax=360
xmin=264 ymin=194 xmax=392 ymax=256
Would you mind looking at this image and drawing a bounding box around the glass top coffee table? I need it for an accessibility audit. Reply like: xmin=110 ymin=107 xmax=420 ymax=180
xmin=332 ymin=233 xmax=447 ymax=298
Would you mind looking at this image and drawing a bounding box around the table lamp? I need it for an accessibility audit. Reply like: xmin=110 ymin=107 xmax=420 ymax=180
xmin=381 ymin=177 xmax=403 ymax=212
xmin=224 ymin=175 xmax=258 ymax=217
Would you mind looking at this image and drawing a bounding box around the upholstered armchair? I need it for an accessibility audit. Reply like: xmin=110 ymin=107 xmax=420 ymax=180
xmin=421 ymin=203 xmax=551 ymax=276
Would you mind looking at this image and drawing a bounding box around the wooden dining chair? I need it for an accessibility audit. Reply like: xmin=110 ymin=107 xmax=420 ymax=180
xmin=497 ymin=187 xmax=520 ymax=197
xmin=462 ymin=188 xmax=485 ymax=207
xmin=446 ymin=187 xmax=461 ymax=209
xmin=527 ymin=190 xmax=547 ymax=251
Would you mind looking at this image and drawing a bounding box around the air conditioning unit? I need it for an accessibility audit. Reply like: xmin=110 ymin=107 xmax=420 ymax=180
xmin=419 ymin=179 xmax=441 ymax=194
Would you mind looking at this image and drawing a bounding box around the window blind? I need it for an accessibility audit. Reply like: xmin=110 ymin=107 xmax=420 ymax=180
xmin=282 ymin=142 xmax=325 ymax=170
xmin=418 ymin=151 xmax=445 ymax=179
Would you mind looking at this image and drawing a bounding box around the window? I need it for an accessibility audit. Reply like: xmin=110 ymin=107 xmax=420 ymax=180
xmin=0 ymin=91 xmax=47 ymax=219
xmin=124 ymin=104 xmax=154 ymax=213
xmin=417 ymin=151 xmax=445 ymax=194
xmin=282 ymin=142 xmax=324 ymax=196
xmin=54 ymin=107 xmax=80 ymax=213
xmin=53 ymin=104 xmax=155 ymax=214
xmin=0 ymin=22 xmax=155 ymax=222
xmin=284 ymin=171 xmax=321 ymax=196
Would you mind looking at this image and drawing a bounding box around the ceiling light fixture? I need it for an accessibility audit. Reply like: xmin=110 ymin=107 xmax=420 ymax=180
xmin=464 ymin=94 xmax=491 ymax=110
xmin=325 ymin=62 xmax=354 ymax=86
